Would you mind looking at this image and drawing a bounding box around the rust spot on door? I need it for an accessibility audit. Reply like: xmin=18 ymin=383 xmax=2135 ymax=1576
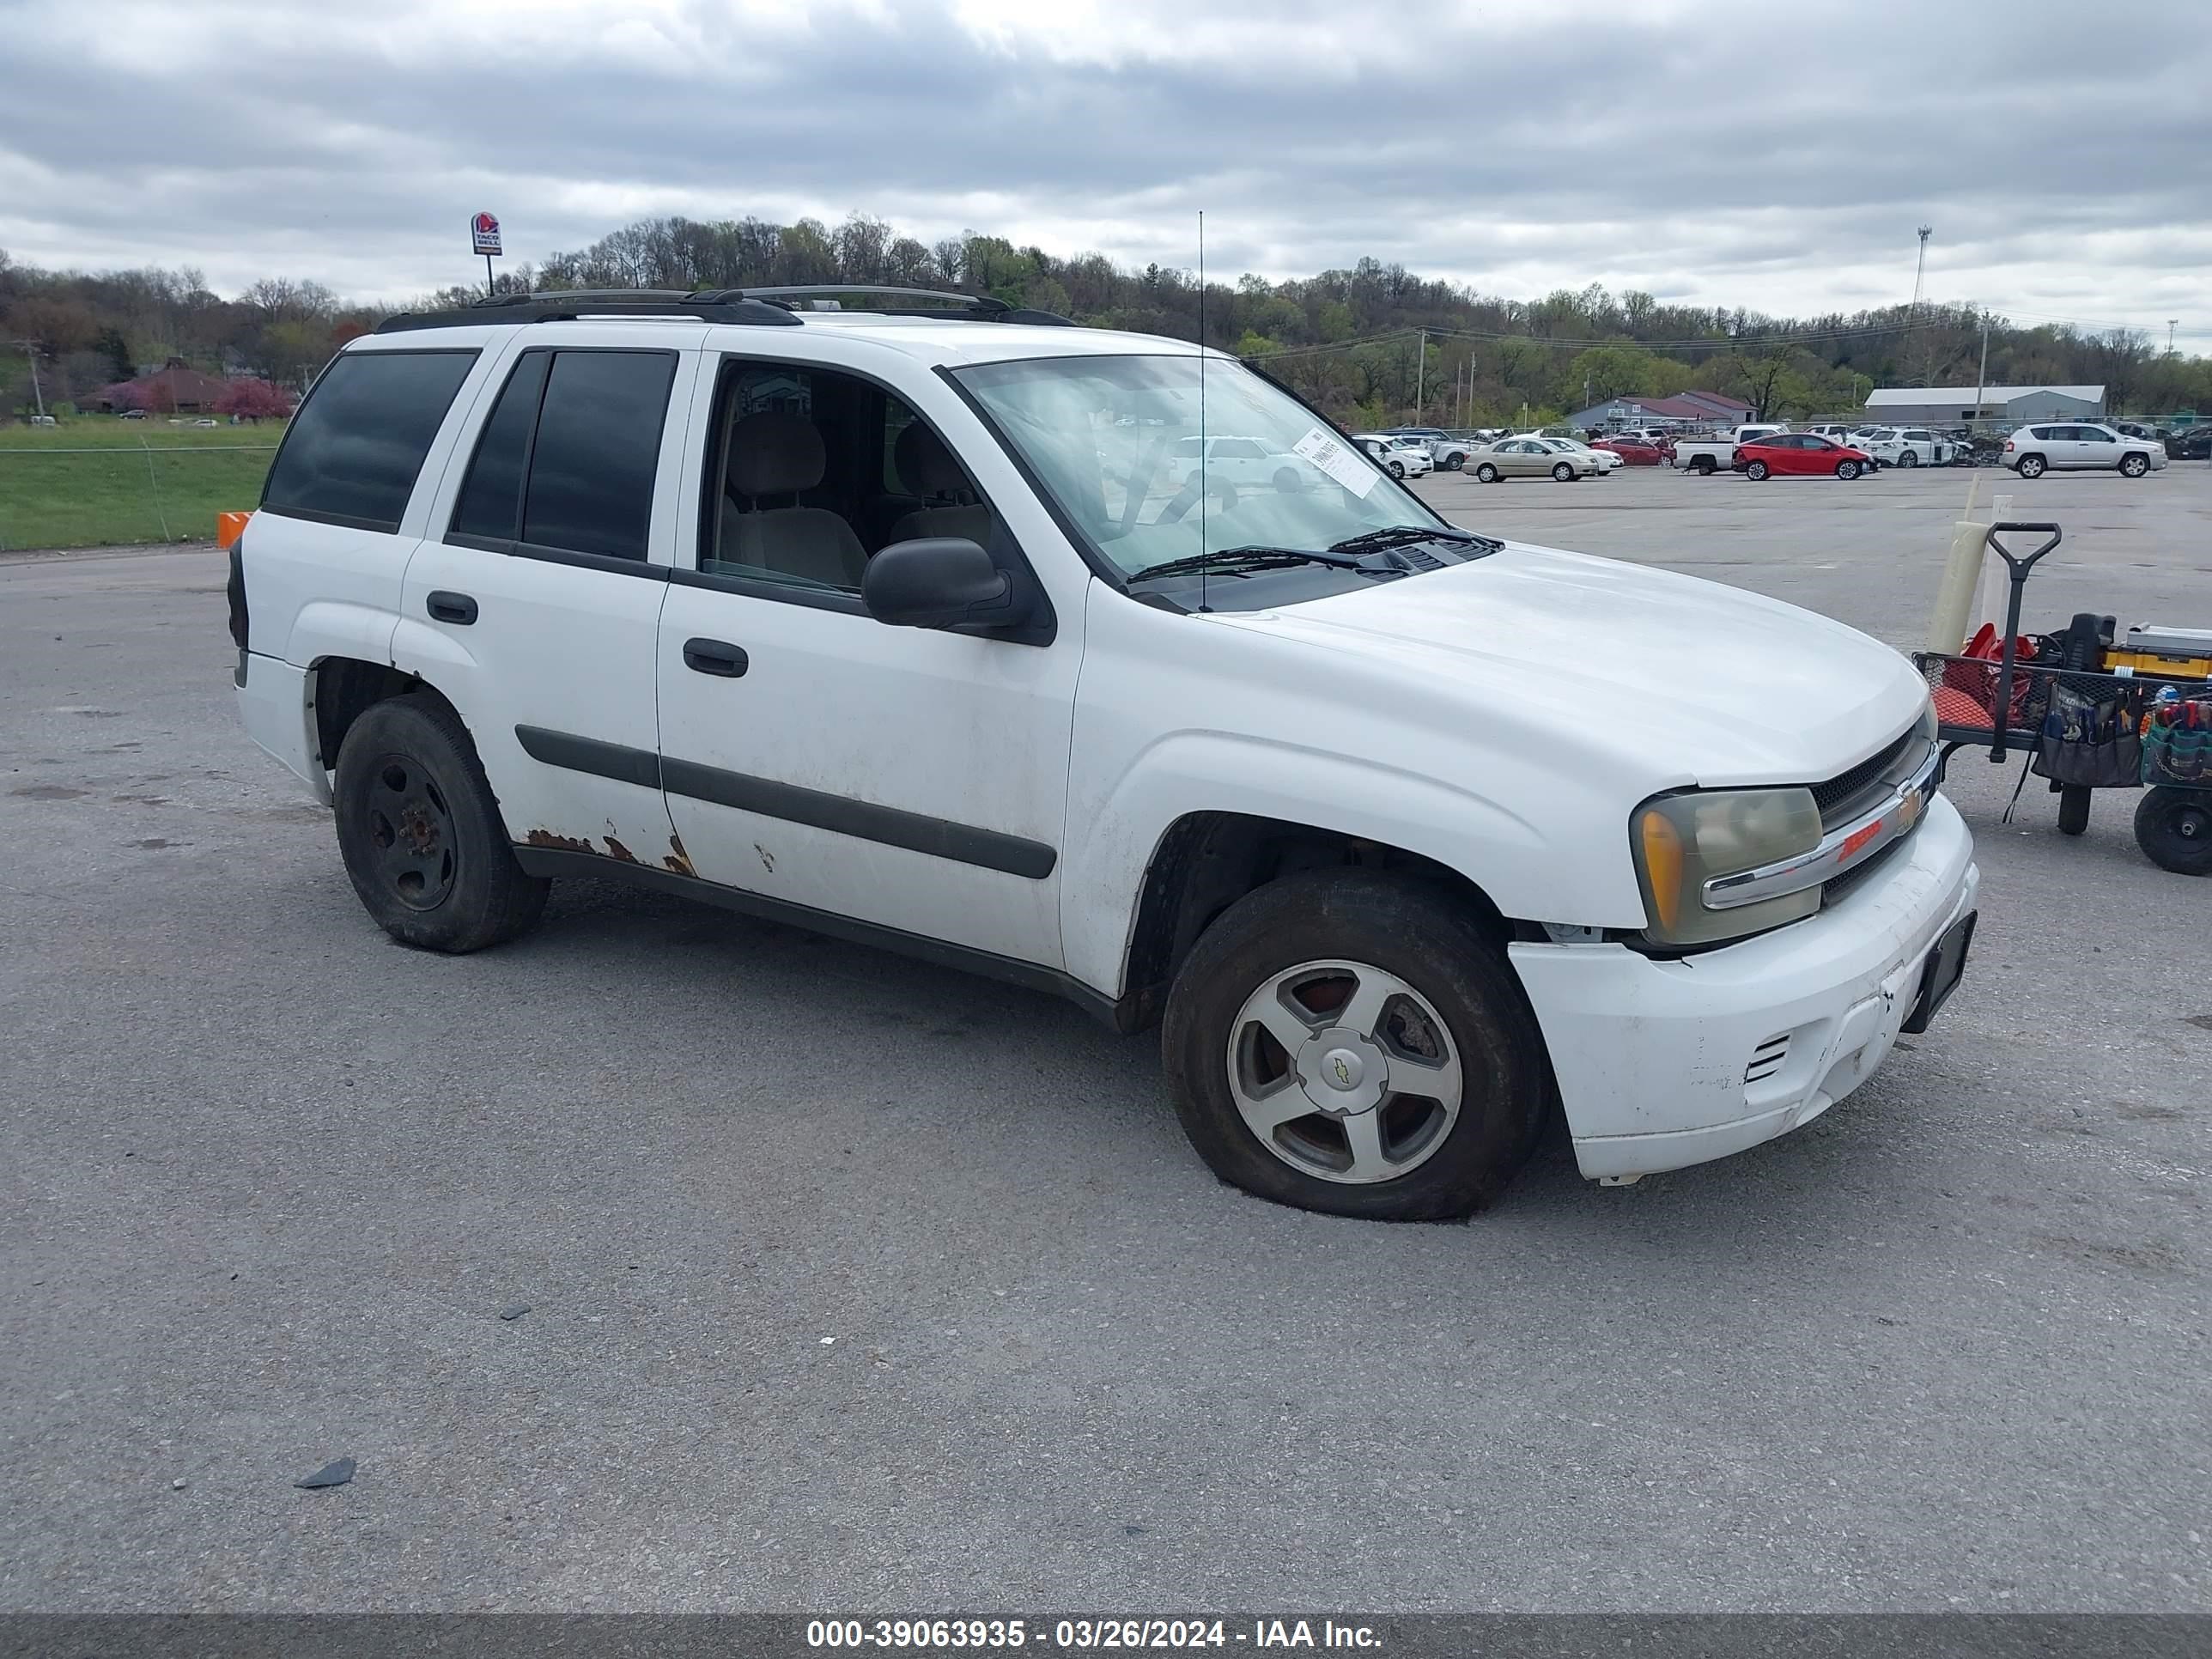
xmin=526 ymin=830 xmax=593 ymax=853
xmin=663 ymin=833 xmax=696 ymax=877
xmin=605 ymin=836 xmax=638 ymax=863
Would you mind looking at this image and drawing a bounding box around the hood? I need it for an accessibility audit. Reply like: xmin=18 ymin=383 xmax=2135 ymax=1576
xmin=1212 ymin=541 xmax=1929 ymax=788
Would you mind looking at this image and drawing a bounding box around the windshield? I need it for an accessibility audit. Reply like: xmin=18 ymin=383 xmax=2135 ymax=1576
xmin=951 ymin=354 xmax=1448 ymax=580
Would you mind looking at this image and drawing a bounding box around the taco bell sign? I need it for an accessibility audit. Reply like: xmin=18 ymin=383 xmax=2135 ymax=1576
xmin=471 ymin=212 xmax=502 ymax=256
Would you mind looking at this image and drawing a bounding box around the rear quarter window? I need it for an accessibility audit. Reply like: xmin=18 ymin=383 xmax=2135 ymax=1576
xmin=261 ymin=349 xmax=478 ymax=532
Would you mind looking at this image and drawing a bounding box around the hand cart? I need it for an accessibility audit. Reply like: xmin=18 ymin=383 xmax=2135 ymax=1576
xmin=1911 ymin=522 xmax=2212 ymax=876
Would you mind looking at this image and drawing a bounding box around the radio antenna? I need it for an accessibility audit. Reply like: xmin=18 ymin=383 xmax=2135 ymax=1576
xmin=1197 ymin=210 xmax=1208 ymax=615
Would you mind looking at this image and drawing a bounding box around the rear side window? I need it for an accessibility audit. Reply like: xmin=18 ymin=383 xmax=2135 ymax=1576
xmin=447 ymin=348 xmax=676 ymax=562
xmin=262 ymin=350 xmax=477 ymax=531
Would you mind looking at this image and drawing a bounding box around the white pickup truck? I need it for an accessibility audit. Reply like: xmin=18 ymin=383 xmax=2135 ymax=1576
xmin=228 ymin=289 xmax=1976 ymax=1221
xmin=1670 ymin=424 xmax=1788 ymax=474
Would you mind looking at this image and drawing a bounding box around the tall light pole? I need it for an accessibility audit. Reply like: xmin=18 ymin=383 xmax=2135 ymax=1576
xmin=2169 ymin=319 xmax=2180 ymax=356
xmin=1911 ymin=226 xmax=1933 ymax=315
xmin=9 ymin=340 xmax=46 ymax=419
xmin=1972 ymin=309 xmax=1990 ymax=432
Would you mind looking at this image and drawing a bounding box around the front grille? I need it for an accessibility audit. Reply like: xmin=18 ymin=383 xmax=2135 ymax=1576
xmin=1820 ymin=834 xmax=1908 ymax=909
xmin=1809 ymin=726 xmax=1923 ymax=827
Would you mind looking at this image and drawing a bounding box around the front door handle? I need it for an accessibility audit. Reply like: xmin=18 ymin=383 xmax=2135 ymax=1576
xmin=426 ymin=591 xmax=478 ymax=626
xmin=683 ymin=637 xmax=749 ymax=678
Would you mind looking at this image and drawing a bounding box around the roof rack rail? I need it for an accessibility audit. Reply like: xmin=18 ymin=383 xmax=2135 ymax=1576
xmin=733 ymin=284 xmax=1077 ymax=325
xmin=373 ymin=290 xmax=800 ymax=334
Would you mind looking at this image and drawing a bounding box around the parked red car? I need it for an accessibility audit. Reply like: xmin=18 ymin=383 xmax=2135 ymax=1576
xmin=1731 ymin=433 xmax=1875 ymax=480
xmin=1590 ymin=436 xmax=1663 ymax=466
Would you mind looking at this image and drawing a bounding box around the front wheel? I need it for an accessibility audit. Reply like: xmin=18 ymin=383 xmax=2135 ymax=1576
xmin=2017 ymin=454 xmax=2047 ymax=478
xmin=1389 ymin=460 xmax=1405 ymax=480
xmin=1161 ymin=872 xmax=1548 ymax=1220
xmin=1442 ymin=454 xmax=1463 ymax=471
xmin=1474 ymin=462 xmax=1500 ymax=483
xmin=2057 ymin=785 xmax=2092 ymax=836
xmin=333 ymin=694 xmax=550 ymax=952
xmin=1836 ymin=460 xmax=1861 ymax=480
xmin=2120 ymin=453 xmax=2150 ymax=478
xmin=2135 ymin=787 xmax=2212 ymax=875
xmin=1551 ymin=461 xmax=1574 ymax=482
xmin=1746 ymin=460 xmax=1771 ymax=481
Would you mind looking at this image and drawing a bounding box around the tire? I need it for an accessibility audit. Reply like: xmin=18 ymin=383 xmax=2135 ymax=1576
xmin=1836 ymin=460 xmax=1860 ymax=480
xmin=1692 ymin=457 xmax=1715 ymax=476
xmin=1899 ymin=450 xmax=1919 ymax=468
xmin=2134 ymin=787 xmax=2212 ymax=875
xmin=1746 ymin=460 xmax=1771 ymax=481
xmin=2057 ymin=785 xmax=2092 ymax=836
xmin=1551 ymin=461 xmax=1574 ymax=482
xmin=1474 ymin=463 xmax=1499 ymax=483
xmin=2017 ymin=453 xmax=2046 ymax=478
xmin=332 ymin=694 xmax=550 ymax=952
xmin=1160 ymin=871 xmax=1548 ymax=1221
xmin=1442 ymin=454 xmax=1463 ymax=471
xmin=2120 ymin=452 xmax=2149 ymax=478
xmin=1272 ymin=466 xmax=1301 ymax=493
xmin=1389 ymin=460 xmax=1405 ymax=480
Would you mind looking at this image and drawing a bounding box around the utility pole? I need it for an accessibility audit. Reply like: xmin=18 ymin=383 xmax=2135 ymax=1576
xmin=1972 ymin=311 xmax=1990 ymax=429
xmin=9 ymin=340 xmax=46 ymax=418
xmin=1414 ymin=330 xmax=1425 ymax=417
xmin=2169 ymin=319 xmax=2179 ymax=356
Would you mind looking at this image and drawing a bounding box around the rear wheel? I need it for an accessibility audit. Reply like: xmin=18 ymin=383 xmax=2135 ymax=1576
xmin=333 ymin=694 xmax=549 ymax=952
xmin=1692 ymin=457 xmax=1715 ymax=475
xmin=1474 ymin=462 xmax=1500 ymax=483
xmin=1551 ymin=461 xmax=1574 ymax=482
xmin=1836 ymin=460 xmax=1861 ymax=480
xmin=1272 ymin=466 xmax=1301 ymax=493
xmin=1899 ymin=450 xmax=1919 ymax=468
xmin=2057 ymin=785 xmax=2092 ymax=836
xmin=1746 ymin=459 xmax=1771 ymax=481
xmin=1161 ymin=872 xmax=1548 ymax=1221
xmin=2120 ymin=452 xmax=2150 ymax=478
xmin=2017 ymin=453 xmax=2046 ymax=478
xmin=2134 ymin=787 xmax=2212 ymax=875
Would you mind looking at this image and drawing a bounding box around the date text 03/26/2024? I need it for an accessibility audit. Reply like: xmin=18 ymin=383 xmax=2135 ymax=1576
xmin=805 ymin=1620 xmax=1382 ymax=1650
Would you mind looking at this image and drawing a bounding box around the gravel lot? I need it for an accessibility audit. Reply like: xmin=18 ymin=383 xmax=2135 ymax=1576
xmin=3 ymin=463 xmax=2209 ymax=1613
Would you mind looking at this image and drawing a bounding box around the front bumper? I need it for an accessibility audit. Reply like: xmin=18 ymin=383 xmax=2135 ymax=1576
xmin=1508 ymin=794 xmax=1977 ymax=1181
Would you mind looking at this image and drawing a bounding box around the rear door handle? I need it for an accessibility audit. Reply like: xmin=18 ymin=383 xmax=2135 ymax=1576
xmin=683 ymin=637 xmax=749 ymax=678
xmin=426 ymin=591 xmax=477 ymax=626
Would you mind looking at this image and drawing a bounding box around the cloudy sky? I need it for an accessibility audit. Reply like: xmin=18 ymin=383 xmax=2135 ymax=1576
xmin=3 ymin=0 xmax=2207 ymax=339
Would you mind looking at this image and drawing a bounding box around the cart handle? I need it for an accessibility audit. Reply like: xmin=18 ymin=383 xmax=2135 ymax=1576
xmin=1983 ymin=523 xmax=2062 ymax=764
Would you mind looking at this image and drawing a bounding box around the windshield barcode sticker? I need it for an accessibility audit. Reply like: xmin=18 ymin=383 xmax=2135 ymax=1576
xmin=1293 ymin=428 xmax=1379 ymax=497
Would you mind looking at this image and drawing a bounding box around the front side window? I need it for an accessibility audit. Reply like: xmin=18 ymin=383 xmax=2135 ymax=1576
xmin=263 ymin=349 xmax=477 ymax=531
xmin=952 ymin=355 xmax=1450 ymax=584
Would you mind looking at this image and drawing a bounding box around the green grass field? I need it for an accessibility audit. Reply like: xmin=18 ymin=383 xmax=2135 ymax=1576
xmin=0 ymin=417 xmax=287 ymax=550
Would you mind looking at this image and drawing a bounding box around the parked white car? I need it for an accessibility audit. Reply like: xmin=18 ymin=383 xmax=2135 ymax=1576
xmin=1858 ymin=427 xmax=1958 ymax=468
xmin=1352 ymin=433 xmax=1432 ymax=478
xmin=229 ymin=289 xmax=1975 ymax=1220
xmin=1532 ymin=435 xmax=1621 ymax=475
xmin=1167 ymin=434 xmax=1307 ymax=494
xmin=2002 ymin=422 xmax=2169 ymax=478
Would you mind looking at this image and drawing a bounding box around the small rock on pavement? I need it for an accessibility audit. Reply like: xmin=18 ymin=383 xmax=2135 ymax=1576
xmin=171 ymin=1479 xmax=187 ymax=1491
xmin=500 ymin=1303 xmax=531 ymax=1321
xmin=295 ymin=1458 xmax=356 ymax=1490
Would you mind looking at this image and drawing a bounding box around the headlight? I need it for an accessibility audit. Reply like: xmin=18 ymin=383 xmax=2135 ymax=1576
xmin=1632 ymin=787 xmax=1824 ymax=946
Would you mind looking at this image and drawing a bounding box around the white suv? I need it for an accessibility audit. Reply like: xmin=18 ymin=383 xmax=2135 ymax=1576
xmin=1351 ymin=433 xmax=1431 ymax=478
xmin=2003 ymin=422 xmax=2168 ymax=477
xmin=229 ymin=287 xmax=1977 ymax=1220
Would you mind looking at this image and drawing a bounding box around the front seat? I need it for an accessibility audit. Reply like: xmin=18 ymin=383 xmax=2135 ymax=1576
xmin=888 ymin=422 xmax=994 ymax=548
xmin=719 ymin=411 xmax=868 ymax=589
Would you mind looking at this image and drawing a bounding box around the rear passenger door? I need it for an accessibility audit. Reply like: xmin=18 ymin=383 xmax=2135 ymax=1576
xmin=396 ymin=332 xmax=700 ymax=862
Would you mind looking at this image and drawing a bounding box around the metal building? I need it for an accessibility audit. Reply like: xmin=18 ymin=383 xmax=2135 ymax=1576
xmin=1863 ymin=385 xmax=2106 ymax=426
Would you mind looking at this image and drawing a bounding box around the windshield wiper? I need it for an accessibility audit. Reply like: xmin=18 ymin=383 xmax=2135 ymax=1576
xmin=1123 ymin=544 xmax=1382 ymax=584
xmin=1328 ymin=524 xmax=1494 ymax=556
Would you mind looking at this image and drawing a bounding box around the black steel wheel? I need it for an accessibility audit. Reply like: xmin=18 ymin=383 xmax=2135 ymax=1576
xmin=2057 ymin=785 xmax=2092 ymax=836
xmin=2134 ymin=787 xmax=2212 ymax=875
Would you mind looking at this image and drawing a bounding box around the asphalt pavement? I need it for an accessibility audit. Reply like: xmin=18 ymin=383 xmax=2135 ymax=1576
xmin=3 ymin=464 xmax=2208 ymax=1612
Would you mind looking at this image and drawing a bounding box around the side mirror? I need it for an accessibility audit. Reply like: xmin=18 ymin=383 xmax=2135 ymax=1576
xmin=863 ymin=538 xmax=1017 ymax=629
